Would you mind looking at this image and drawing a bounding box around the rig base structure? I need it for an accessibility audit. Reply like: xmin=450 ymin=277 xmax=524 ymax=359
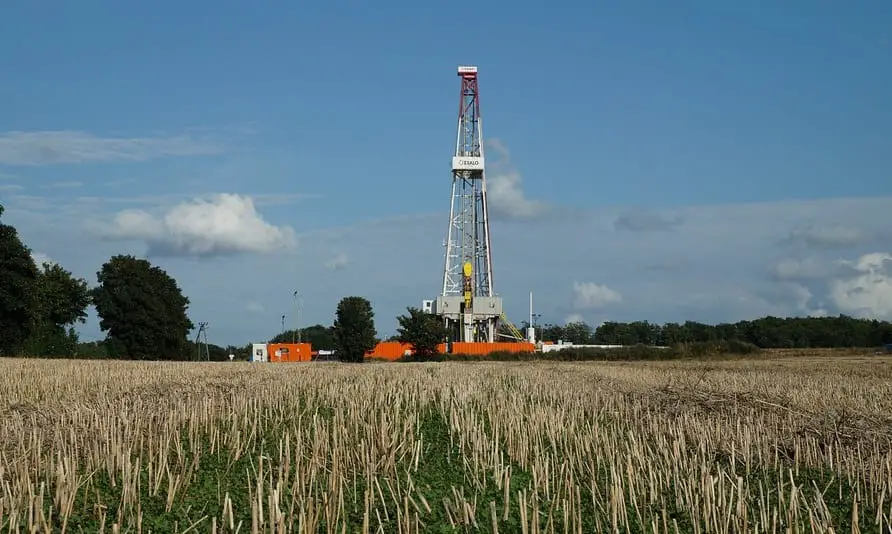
xmin=423 ymin=65 xmax=503 ymax=344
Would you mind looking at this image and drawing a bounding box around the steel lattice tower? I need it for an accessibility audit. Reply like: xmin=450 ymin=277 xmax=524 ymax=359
xmin=424 ymin=65 xmax=502 ymax=343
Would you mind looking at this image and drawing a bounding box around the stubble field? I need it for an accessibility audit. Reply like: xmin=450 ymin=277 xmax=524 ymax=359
xmin=1 ymin=355 xmax=891 ymax=533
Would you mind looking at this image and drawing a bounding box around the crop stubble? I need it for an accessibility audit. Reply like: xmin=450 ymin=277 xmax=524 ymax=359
xmin=0 ymin=357 xmax=891 ymax=532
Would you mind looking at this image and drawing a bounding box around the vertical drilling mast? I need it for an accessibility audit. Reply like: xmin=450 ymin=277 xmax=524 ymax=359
xmin=424 ymin=65 xmax=502 ymax=343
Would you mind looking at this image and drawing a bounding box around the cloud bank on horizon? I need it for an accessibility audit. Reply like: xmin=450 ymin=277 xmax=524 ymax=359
xmin=2 ymin=129 xmax=891 ymax=347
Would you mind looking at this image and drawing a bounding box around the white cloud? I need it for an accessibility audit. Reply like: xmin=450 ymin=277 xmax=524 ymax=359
xmin=829 ymin=252 xmax=892 ymax=319
xmin=0 ymin=184 xmax=24 ymax=192
xmin=101 ymin=193 xmax=296 ymax=257
xmin=784 ymin=283 xmax=828 ymax=317
xmin=30 ymin=251 xmax=54 ymax=267
xmin=0 ymin=130 xmax=223 ymax=166
xmin=3 ymin=192 xmax=314 ymax=217
xmin=564 ymin=313 xmax=585 ymax=324
xmin=573 ymin=281 xmax=622 ymax=309
xmin=484 ymin=139 xmax=545 ymax=219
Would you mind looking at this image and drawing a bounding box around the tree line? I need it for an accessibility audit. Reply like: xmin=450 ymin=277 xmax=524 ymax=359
xmin=531 ymin=316 xmax=892 ymax=349
xmin=3 ymin=202 xmax=891 ymax=360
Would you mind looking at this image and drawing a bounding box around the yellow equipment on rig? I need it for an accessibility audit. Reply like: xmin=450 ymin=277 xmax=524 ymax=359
xmin=462 ymin=262 xmax=473 ymax=309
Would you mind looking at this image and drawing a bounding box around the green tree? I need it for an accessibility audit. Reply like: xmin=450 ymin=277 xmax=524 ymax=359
xmin=538 ymin=323 xmax=566 ymax=343
xmin=396 ymin=307 xmax=446 ymax=360
xmin=562 ymin=321 xmax=595 ymax=344
xmin=270 ymin=324 xmax=337 ymax=350
xmin=23 ymin=262 xmax=91 ymax=357
xmin=333 ymin=296 xmax=376 ymax=362
xmin=0 ymin=204 xmax=40 ymax=356
xmin=91 ymin=255 xmax=194 ymax=360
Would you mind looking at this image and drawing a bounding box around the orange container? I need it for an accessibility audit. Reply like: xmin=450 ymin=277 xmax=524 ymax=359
xmin=268 ymin=343 xmax=313 ymax=362
xmin=451 ymin=342 xmax=535 ymax=355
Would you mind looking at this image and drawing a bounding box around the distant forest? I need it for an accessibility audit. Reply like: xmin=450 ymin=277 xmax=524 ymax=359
xmin=536 ymin=315 xmax=892 ymax=348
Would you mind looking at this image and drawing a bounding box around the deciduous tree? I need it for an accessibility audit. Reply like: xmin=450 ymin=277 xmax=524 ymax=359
xmin=562 ymin=321 xmax=595 ymax=345
xmin=0 ymin=204 xmax=39 ymax=356
xmin=24 ymin=262 xmax=91 ymax=357
xmin=396 ymin=307 xmax=446 ymax=360
xmin=270 ymin=324 xmax=336 ymax=350
xmin=91 ymin=255 xmax=194 ymax=360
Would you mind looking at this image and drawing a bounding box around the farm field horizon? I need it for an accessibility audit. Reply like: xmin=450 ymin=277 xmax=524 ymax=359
xmin=1 ymin=354 xmax=891 ymax=532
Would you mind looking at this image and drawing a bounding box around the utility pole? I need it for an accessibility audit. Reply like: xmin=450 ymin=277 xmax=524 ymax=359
xmin=194 ymin=322 xmax=210 ymax=361
xmin=281 ymin=315 xmax=285 ymax=336
xmin=201 ymin=323 xmax=210 ymax=361
xmin=293 ymin=291 xmax=302 ymax=344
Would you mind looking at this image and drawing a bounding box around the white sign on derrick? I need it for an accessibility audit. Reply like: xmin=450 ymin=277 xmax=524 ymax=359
xmin=451 ymin=156 xmax=484 ymax=171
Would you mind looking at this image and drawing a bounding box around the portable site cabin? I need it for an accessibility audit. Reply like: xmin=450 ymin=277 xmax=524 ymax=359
xmin=250 ymin=342 xmax=313 ymax=362
xmin=251 ymin=343 xmax=269 ymax=362
xmin=268 ymin=343 xmax=312 ymax=362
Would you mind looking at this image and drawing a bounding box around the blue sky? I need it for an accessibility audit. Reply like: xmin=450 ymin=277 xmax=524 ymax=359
xmin=1 ymin=1 xmax=891 ymax=346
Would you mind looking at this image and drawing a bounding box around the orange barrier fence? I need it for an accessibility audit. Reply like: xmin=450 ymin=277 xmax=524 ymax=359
xmin=365 ymin=341 xmax=414 ymax=361
xmin=365 ymin=341 xmax=534 ymax=359
xmin=450 ymin=342 xmax=535 ymax=355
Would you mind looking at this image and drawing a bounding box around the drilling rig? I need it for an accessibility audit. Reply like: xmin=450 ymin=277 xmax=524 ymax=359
xmin=422 ymin=65 xmax=506 ymax=343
